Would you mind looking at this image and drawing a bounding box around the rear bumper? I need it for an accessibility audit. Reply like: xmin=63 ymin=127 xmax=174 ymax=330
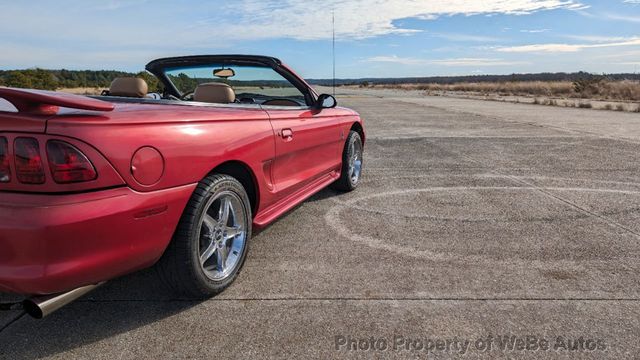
xmin=0 ymin=184 xmax=195 ymax=295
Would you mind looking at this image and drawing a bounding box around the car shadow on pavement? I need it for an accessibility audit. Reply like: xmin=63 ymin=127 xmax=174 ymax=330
xmin=0 ymin=187 xmax=343 ymax=359
xmin=0 ymin=266 xmax=206 ymax=359
xmin=306 ymin=187 xmax=341 ymax=203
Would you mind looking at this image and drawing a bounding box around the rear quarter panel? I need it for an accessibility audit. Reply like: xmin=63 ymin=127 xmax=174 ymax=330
xmin=46 ymin=104 xmax=276 ymax=208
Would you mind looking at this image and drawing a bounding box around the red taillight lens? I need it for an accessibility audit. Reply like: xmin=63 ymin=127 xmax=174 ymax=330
xmin=0 ymin=137 xmax=10 ymax=183
xmin=14 ymin=137 xmax=45 ymax=184
xmin=46 ymin=140 xmax=97 ymax=183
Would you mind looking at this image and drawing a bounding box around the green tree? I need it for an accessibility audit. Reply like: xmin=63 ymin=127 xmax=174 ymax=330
xmin=5 ymin=71 xmax=33 ymax=88
xmin=136 ymin=71 xmax=162 ymax=93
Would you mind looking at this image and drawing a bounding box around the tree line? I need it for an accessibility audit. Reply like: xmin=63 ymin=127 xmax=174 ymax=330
xmin=308 ymin=71 xmax=640 ymax=86
xmin=0 ymin=69 xmax=160 ymax=91
xmin=0 ymin=69 xmax=289 ymax=92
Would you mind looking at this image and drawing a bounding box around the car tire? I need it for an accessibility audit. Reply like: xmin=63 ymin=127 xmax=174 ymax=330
xmin=331 ymin=130 xmax=363 ymax=192
xmin=157 ymin=174 xmax=252 ymax=298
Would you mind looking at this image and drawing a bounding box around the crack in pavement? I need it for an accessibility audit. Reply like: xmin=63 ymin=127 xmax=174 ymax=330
xmin=503 ymin=175 xmax=640 ymax=238
xmin=0 ymin=311 xmax=26 ymax=334
xmin=428 ymin=139 xmax=640 ymax=239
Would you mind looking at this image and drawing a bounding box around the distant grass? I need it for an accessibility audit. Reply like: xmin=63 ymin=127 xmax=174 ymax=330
xmin=370 ymin=80 xmax=640 ymax=102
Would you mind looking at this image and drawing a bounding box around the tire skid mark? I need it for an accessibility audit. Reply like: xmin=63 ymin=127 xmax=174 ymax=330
xmin=324 ymin=185 xmax=640 ymax=267
xmin=431 ymin=142 xmax=640 ymax=238
xmin=503 ymin=175 xmax=640 ymax=238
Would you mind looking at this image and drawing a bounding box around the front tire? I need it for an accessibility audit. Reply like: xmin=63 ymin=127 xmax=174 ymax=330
xmin=157 ymin=174 xmax=252 ymax=298
xmin=332 ymin=130 xmax=363 ymax=192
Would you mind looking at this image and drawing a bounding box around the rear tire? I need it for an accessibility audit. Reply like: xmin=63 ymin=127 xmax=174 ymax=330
xmin=331 ymin=130 xmax=363 ymax=192
xmin=157 ymin=174 xmax=252 ymax=298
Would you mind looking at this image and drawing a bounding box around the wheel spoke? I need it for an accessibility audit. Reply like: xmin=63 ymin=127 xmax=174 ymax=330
xmin=203 ymin=214 xmax=216 ymax=231
xmin=200 ymin=241 xmax=217 ymax=265
xmin=218 ymin=197 xmax=231 ymax=225
xmin=216 ymin=244 xmax=228 ymax=272
xmin=225 ymin=225 xmax=242 ymax=240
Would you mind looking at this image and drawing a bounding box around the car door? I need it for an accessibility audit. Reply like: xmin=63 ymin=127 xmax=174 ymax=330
xmin=202 ymin=62 xmax=344 ymax=198
xmin=265 ymin=106 xmax=344 ymax=197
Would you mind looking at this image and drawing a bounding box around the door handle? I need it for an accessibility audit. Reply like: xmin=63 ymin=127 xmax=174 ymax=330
xmin=280 ymin=128 xmax=294 ymax=139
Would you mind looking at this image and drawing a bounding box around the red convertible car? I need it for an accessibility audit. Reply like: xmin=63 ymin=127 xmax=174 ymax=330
xmin=0 ymin=55 xmax=364 ymax=317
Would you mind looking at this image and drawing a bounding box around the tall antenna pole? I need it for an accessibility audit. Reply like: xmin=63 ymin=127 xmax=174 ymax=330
xmin=332 ymin=10 xmax=336 ymax=96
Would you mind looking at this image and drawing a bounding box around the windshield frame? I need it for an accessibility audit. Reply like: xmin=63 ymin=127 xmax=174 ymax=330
xmin=146 ymin=55 xmax=317 ymax=106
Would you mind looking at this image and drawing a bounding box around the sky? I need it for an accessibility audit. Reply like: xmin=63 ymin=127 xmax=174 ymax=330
xmin=0 ymin=0 xmax=639 ymax=78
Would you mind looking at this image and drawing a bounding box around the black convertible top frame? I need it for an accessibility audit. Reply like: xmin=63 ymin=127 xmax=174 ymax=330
xmin=145 ymin=55 xmax=316 ymax=105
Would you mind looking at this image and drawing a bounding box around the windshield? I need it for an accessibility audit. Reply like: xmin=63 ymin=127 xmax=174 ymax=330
xmin=164 ymin=64 xmax=306 ymax=104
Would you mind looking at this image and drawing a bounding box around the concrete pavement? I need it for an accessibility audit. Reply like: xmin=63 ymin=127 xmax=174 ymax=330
xmin=1 ymin=89 xmax=640 ymax=358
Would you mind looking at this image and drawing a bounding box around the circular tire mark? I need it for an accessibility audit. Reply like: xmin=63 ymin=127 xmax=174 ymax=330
xmin=324 ymin=185 xmax=640 ymax=267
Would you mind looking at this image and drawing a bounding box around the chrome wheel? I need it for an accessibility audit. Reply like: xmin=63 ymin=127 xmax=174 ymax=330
xmin=198 ymin=191 xmax=247 ymax=281
xmin=348 ymin=137 xmax=363 ymax=185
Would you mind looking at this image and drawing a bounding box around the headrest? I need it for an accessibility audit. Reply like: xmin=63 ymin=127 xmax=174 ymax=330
xmin=193 ymin=82 xmax=235 ymax=104
xmin=109 ymin=77 xmax=148 ymax=98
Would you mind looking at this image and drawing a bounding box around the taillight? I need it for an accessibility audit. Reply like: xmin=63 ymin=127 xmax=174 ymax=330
xmin=14 ymin=137 xmax=45 ymax=184
xmin=46 ymin=140 xmax=97 ymax=183
xmin=0 ymin=137 xmax=10 ymax=183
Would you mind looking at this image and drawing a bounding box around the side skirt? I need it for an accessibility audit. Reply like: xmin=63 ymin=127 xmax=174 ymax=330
xmin=253 ymin=171 xmax=340 ymax=228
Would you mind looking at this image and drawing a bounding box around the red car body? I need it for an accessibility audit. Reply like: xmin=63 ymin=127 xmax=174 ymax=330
xmin=0 ymin=56 xmax=364 ymax=295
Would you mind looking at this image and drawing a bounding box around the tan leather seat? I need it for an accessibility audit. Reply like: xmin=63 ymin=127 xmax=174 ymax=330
xmin=193 ymin=82 xmax=235 ymax=104
xmin=109 ymin=77 xmax=148 ymax=98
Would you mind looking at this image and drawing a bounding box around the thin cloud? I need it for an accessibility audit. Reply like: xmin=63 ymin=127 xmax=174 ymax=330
xmin=604 ymin=13 xmax=640 ymax=23
xmin=520 ymin=29 xmax=551 ymax=33
xmin=366 ymin=56 xmax=527 ymax=66
xmin=94 ymin=0 xmax=149 ymax=11
xmin=595 ymin=49 xmax=640 ymax=59
xmin=431 ymin=58 xmax=528 ymax=66
xmin=496 ymin=37 xmax=640 ymax=53
xmin=564 ymin=35 xmax=635 ymax=42
xmin=429 ymin=33 xmax=502 ymax=42
xmin=365 ymin=55 xmax=427 ymax=65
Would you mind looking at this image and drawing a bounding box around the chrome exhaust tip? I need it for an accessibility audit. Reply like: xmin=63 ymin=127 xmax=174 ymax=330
xmin=22 ymin=282 xmax=104 ymax=319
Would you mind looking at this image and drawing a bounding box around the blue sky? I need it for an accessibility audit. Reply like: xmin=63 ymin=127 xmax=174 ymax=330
xmin=0 ymin=0 xmax=639 ymax=78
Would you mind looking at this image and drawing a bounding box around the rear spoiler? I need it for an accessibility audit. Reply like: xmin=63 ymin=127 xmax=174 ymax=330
xmin=0 ymin=87 xmax=114 ymax=115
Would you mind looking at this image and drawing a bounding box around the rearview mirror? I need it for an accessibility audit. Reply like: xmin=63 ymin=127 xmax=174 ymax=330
xmin=213 ymin=68 xmax=235 ymax=78
xmin=315 ymin=94 xmax=337 ymax=109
